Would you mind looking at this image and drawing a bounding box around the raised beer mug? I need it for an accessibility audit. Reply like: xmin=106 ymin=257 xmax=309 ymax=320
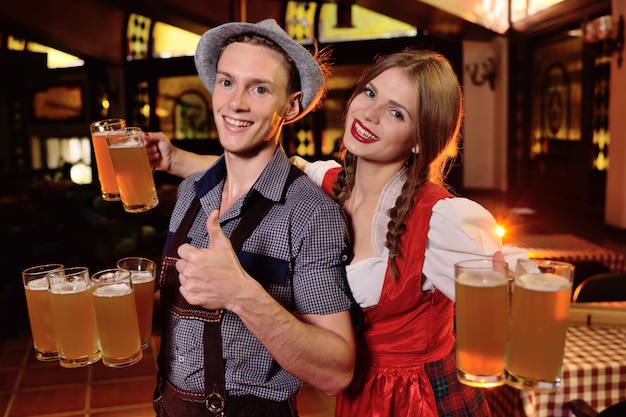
xmin=454 ymin=258 xmax=509 ymax=388
xmin=505 ymin=259 xmax=574 ymax=392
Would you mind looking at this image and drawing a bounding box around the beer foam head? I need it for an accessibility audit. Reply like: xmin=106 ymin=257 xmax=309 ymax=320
xmin=130 ymin=271 xmax=155 ymax=283
xmin=93 ymin=283 xmax=132 ymax=297
xmin=26 ymin=277 xmax=49 ymax=290
xmin=49 ymin=279 xmax=90 ymax=294
xmin=457 ymin=270 xmax=508 ymax=287
xmin=109 ymin=140 xmax=142 ymax=149
xmin=517 ymin=272 xmax=571 ymax=291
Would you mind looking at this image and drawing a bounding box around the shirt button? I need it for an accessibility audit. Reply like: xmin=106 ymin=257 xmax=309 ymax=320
xmin=341 ymin=254 xmax=348 ymax=262
xmin=178 ymin=356 xmax=184 ymax=363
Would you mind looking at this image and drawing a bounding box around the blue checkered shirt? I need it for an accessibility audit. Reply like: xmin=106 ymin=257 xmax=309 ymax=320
xmin=162 ymin=148 xmax=352 ymax=401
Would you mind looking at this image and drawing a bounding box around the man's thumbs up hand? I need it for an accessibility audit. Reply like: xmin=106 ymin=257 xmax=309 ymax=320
xmin=176 ymin=210 xmax=245 ymax=310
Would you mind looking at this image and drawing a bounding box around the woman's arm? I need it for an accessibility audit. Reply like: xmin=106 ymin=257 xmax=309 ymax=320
xmin=289 ymin=156 xmax=340 ymax=188
xmin=424 ymin=197 xmax=529 ymax=300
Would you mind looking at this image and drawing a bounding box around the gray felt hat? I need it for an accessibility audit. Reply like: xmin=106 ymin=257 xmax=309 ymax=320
xmin=194 ymin=19 xmax=324 ymax=122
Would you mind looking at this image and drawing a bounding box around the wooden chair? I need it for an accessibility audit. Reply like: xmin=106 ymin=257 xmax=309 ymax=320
xmin=570 ymin=261 xmax=611 ymax=300
xmin=572 ymin=273 xmax=626 ymax=303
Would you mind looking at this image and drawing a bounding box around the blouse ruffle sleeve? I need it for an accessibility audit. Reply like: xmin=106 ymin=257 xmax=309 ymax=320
xmin=423 ymin=198 xmax=529 ymax=301
xmin=297 ymin=159 xmax=341 ymax=188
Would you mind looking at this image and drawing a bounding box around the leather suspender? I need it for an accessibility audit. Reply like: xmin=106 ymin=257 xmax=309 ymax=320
xmin=160 ymin=165 xmax=304 ymax=416
xmin=203 ymin=189 xmax=278 ymax=415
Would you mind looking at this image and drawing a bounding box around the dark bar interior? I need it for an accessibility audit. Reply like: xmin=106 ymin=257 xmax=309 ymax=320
xmin=1 ymin=0 xmax=625 ymax=416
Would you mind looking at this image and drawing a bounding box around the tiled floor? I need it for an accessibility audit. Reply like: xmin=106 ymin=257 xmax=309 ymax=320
xmin=0 ymin=335 xmax=335 ymax=417
xmin=1 ymin=337 xmax=159 ymax=417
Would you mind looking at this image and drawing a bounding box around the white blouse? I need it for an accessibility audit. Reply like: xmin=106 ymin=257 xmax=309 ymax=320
xmin=301 ymin=159 xmax=528 ymax=308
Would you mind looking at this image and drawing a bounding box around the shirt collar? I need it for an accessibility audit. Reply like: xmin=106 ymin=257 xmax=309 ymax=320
xmin=194 ymin=146 xmax=291 ymax=204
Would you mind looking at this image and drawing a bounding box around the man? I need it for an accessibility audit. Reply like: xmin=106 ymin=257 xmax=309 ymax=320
xmin=152 ymin=19 xmax=356 ymax=417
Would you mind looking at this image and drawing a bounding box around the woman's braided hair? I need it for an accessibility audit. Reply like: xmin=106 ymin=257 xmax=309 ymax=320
xmin=332 ymin=49 xmax=463 ymax=280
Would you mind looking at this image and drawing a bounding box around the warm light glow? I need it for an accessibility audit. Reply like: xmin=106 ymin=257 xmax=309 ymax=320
xmin=152 ymin=21 xmax=200 ymax=58
xmin=6 ymin=35 xmax=83 ymax=69
xmin=70 ymin=162 xmax=92 ymax=185
xmin=527 ymin=0 xmax=564 ymax=17
xmin=319 ymin=4 xmax=417 ymax=42
xmin=416 ymin=0 xmax=565 ymax=33
xmin=43 ymin=137 xmax=92 ymax=180
xmin=27 ymin=42 xmax=84 ymax=68
xmin=7 ymin=35 xmax=26 ymax=50
xmin=420 ymin=0 xmax=509 ymax=33
xmin=496 ymin=225 xmax=506 ymax=238
xmin=511 ymin=0 xmax=564 ymax=22
xmin=141 ymin=104 xmax=151 ymax=119
xmin=101 ymin=96 xmax=110 ymax=110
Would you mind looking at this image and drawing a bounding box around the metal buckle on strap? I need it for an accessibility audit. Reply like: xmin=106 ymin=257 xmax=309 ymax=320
xmin=205 ymin=392 xmax=225 ymax=414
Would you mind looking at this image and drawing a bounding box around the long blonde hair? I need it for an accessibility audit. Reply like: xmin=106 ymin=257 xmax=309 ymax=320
xmin=333 ymin=49 xmax=463 ymax=279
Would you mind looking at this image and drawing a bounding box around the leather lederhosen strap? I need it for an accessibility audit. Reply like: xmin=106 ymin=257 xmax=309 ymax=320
xmin=155 ymin=165 xmax=304 ymax=417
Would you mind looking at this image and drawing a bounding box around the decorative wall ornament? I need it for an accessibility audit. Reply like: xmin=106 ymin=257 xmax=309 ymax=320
xmin=541 ymin=62 xmax=570 ymax=140
xmin=583 ymin=14 xmax=624 ymax=68
xmin=157 ymin=75 xmax=216 ymax=140
xmin=465 ymin=56 xmax=496 ymax=90
xmin=33 ymin=85 xmax=83 ymax=121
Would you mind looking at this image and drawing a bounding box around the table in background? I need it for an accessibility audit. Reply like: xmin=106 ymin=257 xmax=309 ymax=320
xmin=504 ymin=233 xmax=626 ymax=273
xmin=484 ymin=325 xmax=626 ymax=417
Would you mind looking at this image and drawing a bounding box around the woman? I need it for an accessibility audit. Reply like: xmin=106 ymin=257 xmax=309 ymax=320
xmin=296 ymin=49 xmax=530 ymax=417
xmin=146 ymin=49 xmax=526 ymax=416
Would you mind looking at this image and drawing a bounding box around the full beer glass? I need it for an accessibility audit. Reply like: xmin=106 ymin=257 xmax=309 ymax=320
xmin=505 ymin=259 xmax=574 ymax=392
xmin=90 ymin=118 xmax=126 ymax=201
xmin=116 ymin=257 xmax=156 ymax=349
xmin=106 ymin=127 xmax=159 ymax=213
xmin=47 ymin=267 xmax=101 ymax=367
xmin=22 ymin=263 xmax=64 ymax=361
xmin=454 ymin=258 xmax=509 ymax=387
xmin=91 ymin=268 xmax=143 ymax=367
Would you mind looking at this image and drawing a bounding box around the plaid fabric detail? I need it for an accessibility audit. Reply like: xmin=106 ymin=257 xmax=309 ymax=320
xmin=483 ymin=385 xmax=528 ymax=417
xmin=424 ymin=348 xmax=492 ymax=417
xmin=485 ymin=325 xmax=626 ymax=416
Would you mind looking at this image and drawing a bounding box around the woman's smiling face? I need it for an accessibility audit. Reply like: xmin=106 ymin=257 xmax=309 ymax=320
xmin=343 ymin=67 xmax=418 ymax=165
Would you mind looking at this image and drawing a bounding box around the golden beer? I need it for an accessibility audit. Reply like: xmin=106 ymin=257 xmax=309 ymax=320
xmin=92 ymin=285 xmax=143 ymax=366
xmin=22 ymin=263 xmax=63 ymax=361
xmin=130 ymin=271 xmax=155 ymax=349
xmin=107 ymin=127 xmax=158 ymax=213
xmin=91 ymin=268 xmax=142 ymax=367
xmin=91 ymin=132 xmax=120 ymax=199
xmin=48 ymin=268 xmax=101 ymax=368
xmin=24 ymin=279 xmax=57 ymax=360
xmin=90 ymin=118 xmax=125 ymax=201
xmin=455 ymin=260 xmax=509 ymax=388
xmin=506 ymin=272 xmax=571 ymax=390
xmin=116 ymin=256 xmax=156 ymax=349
